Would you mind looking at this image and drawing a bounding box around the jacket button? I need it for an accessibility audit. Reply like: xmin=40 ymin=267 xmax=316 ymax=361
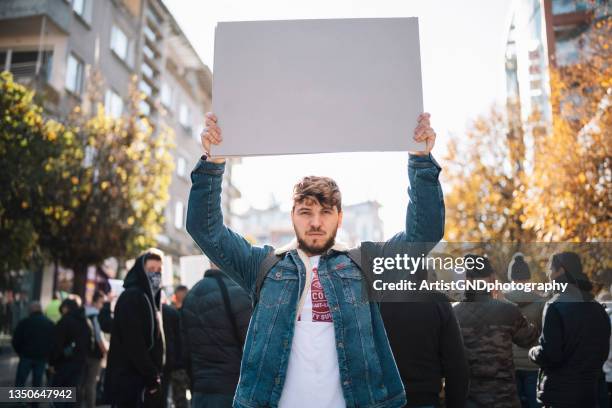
xmin=337 ymin=342 xmax=343 ymax=348
xmin=275 ymin=272 xmax=282 ymax=278
xmin=275 ymin=377 xmax=281 ymax=385
xmin=283 ymin=340 xmax=288 ymax=348
xmin=343 ymin=380 xmax=350 ymax=386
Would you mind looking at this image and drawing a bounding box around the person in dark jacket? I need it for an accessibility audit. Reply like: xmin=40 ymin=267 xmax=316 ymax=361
xmin=454 ymin=255 xmax=539 ymax=408
xmin=182 ymin=268 xmax=252 ymax=408
xmin=161 ymin=302 xmax=188 ymax=408
xmin=379 ymin=258 xmax=469 ymax=408
xmin=504 ymin=253 xmax=546 ymax=408
xmin=50 ymin=296 xmax=93 ymax=407
xmin=12 ymin=302 xmax=55 ymax=387
xmin=105 ymin=249 xmax=166 ymax=408
xmin=529 ymin=251 xmax=611 ymax=408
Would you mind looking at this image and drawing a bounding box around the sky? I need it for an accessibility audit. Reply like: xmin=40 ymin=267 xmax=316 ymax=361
xmin=164 ymin=0 xmax=514 ymax=238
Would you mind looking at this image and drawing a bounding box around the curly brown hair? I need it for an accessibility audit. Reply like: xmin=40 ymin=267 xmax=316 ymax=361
xmin=292 ymin=176 xmax=342 ymax=212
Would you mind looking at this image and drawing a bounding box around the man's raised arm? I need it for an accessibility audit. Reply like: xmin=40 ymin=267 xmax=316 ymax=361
xmin=388 ymin=113 xmax=445 ymax=247
xmin=186 ymin=113 xmax=269 ymax=294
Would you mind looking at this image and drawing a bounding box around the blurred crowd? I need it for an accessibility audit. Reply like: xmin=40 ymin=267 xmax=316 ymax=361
xmin=5 ymin=249 xmax=612 ymax=408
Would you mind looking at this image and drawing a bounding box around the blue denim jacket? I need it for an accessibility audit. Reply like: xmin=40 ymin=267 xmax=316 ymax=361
xmin=186 ymin=154 xmax=444 ymax=408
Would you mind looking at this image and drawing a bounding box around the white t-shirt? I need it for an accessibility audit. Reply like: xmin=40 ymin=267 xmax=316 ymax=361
xmin=278 ymin=256 xmax=346 ymax=408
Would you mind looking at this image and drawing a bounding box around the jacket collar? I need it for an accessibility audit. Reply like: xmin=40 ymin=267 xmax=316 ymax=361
xmin=274 ymin=238 xmax=350 ymax=255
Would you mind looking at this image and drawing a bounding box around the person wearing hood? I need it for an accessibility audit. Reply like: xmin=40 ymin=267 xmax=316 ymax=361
xmin=453 ymin=254 xmax=539 ymax=408
xmin=104 ymin=249 xmax=166 ymax=407
xmin=50 ymin=296 xmax=93 ymax=407
xmin=504 ymin=253 xmax=547 ymax=408
xmin=529 ymin=251 xmax=611 ymax=408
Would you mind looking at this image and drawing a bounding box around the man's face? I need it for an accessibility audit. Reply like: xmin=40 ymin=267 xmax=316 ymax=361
xmin=292 ymin=199 xmax=342 ymax=256
xmin=144 ymin=259 xmax=162 ymax=274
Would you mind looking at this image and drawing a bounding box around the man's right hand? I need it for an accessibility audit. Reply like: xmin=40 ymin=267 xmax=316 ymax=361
xmin=200 ymin=112 xmax=226 ymax=164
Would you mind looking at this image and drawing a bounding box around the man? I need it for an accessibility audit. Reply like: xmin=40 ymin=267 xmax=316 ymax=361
xmin=504 ymin=253 xmax=546 ymax=408
xmin=186 ymin=111 xmax=443 ymax=408
xmin=81 ymin=291 xmax=108 ymax=408
xmin=50 ymin=296 xmax=93 ymax=407
xmin=12 ymin=302 xmax=55 ymax=387
xmin=105 ymin=249 xmax=166 ymax=407
xmin=182 ymin=267 xmax=252 ymax=408
xmin=529 ymin=251 xmax=611 ymax=408
xmin=381 ymin=289 xmax=469 ymax=408
xmin=453 ymin=255 xmax=539 ymax=408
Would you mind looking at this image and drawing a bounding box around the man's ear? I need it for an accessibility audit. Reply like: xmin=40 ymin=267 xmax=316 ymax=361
xmin=337 ymin=210 xmax=343 ymax=228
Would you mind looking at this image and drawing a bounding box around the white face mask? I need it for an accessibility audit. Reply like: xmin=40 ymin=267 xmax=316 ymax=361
xmin=146 ymin=271 xmax=162 ymax=293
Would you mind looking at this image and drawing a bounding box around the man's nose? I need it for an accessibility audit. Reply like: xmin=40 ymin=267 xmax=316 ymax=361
xmin=310 ymin=214 xmax=322 ymax=228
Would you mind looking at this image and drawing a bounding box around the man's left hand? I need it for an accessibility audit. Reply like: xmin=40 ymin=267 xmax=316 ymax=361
xmin=409 ymin=112 xmax=436 ymax=156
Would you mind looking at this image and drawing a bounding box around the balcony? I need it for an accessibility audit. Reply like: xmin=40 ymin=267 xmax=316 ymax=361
xmin=0 ymin=0 xmax=72 ymax=33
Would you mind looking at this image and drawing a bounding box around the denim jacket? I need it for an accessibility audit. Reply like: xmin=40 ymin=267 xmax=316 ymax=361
xmin=186 ymin=154 xmax=445 ymax=408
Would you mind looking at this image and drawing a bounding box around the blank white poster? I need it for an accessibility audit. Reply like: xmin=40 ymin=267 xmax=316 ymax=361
xmin=212 ymin=18 xmax=424 ymax=157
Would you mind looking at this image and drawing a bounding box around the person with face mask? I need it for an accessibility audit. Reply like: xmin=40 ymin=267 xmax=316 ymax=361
xmin=104 ymin=249 xmax=166 ymax=408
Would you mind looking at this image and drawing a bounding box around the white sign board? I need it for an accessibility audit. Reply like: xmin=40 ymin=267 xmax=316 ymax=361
xmin=212 ymin=18 xmax=424 ymax=157
xmin=180 ymin=255 xmax=211 ymax=289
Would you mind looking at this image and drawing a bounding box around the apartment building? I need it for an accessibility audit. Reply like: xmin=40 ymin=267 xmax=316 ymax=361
xmin=0 ymin=0 xmax=239 ymax=285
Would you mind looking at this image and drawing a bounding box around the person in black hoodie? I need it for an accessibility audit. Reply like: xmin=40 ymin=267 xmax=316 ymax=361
xmin=181 ymin=267 xmax=252 ymax=408
xmin=105 ymin=249 xmax=166 ymax=408
xmin=380 ymin=262 xmax=470 ymax=408
xmin=50 ymin=296 xmax=93 ymax=407
xmin=12 ymin=302 xmax=55 ymax=387
xmin=529 ymin=251 xmax=611 ymax=408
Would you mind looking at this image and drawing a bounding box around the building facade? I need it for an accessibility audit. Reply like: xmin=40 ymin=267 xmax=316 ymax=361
xmin=0 ymin=0 xmax=238 ymax=292
xmin=504 ymin=0 xmax=609 ymax=126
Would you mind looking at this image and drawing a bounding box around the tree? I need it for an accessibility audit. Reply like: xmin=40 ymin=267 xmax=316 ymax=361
xmin=37 ymin=88 xmax=175 ymax=297
xmin=443 ymin=106 xmax=536 ymax=245
xmin=524 ymin=14 xmax=611 ymax=242
xmin=0 ymin=72 xmax=76 ymax=284
xmin=0 ymin=71 xmax=175 ymax=296
xmin=443 ymin=13 xmax=611 ymax=280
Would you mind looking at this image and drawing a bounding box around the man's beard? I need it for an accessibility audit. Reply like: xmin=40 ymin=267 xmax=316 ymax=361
xmin=296 ymin=227 xmax=338 ymax=255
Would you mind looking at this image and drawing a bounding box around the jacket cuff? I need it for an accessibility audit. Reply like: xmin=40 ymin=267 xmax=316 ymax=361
xmin=192 ymin=158 xmax=226 ymax=176
xmin=408 ymin=153 xmax=442 ymax=171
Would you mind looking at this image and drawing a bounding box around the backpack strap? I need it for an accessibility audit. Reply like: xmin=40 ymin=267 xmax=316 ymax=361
xmin=346 ymin=247 xmax=362 ymax=271
xmin=346 ymin=245 xmax=381 ymax=305
xmin=253 ymin=250 xmax=283 ymax=306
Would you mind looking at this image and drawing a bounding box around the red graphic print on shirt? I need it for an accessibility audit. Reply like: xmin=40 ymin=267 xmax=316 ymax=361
xmin=311 ymin=267 xmax=333 ymax=322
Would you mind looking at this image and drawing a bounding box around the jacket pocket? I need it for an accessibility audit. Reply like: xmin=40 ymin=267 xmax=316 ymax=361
xmin=258 ymin=266 xmax=298 ymax=308
xmin=334 ymin=266 xmax=365 ymax=305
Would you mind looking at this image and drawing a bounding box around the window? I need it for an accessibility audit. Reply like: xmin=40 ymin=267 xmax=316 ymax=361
xmin=111 ymin=25 xmax=129 ymax=62
xmin=144 ymin=25 xmax=157 ymax=43
xmin=104 ymin=89 xmax=123 ymax=118
xmin=73 ymin=0 xmax=92 ymax=24
xmin=139 ymin=100 xmax=151 ymax=116
xmin=174 ymin=201 xmax=184 ymax=229
xmin=143 ymin=45 xmax=155 ymax=60
xmin=179 ymin=104 xmax=190 ymax=128
xmin=141 ymin=61 xmax=155 ymax=79
xmin=139 ymin=80 xmax=152 ymax=98
xmin=65 ymin=53 xmax=84 ymax=95
xmin=177 ymin=157 xmax=186 ymax=177
xmin=161 ymin=83 xmax=172 ymax=108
